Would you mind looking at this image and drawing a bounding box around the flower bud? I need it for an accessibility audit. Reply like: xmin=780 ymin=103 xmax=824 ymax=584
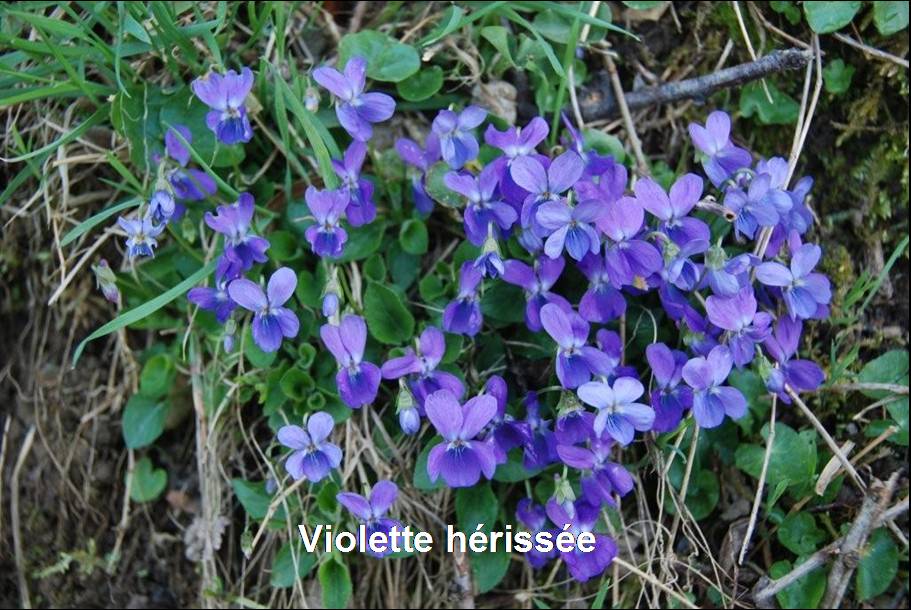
xmin=92 ymin=259 xmax=120 ymax=304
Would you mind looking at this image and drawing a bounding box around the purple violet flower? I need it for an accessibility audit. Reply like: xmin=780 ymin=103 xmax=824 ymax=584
xmin=540 ymin=303 xmax=615 ymax=390
xmin=557 ymin=430 xmax=634 ymax=508
xmin=442 ymin=262 xmax=484 ymax=337
xmin=149 ymin=190 xmax=176 ymax=224
xmin=337 ymin=481 xmax=403 ymax=558
xmin=381 ymin=326 xmax=465 ymax=408
xmin=512 ymin=151 xmax=584 ymax=238
xmin=502 ymin=256 xmax=572 ymax=332
xmin=577 ymin=377 xmax=654 ymax=445
xmin=681 ymin=345 xmax=747 ymax=428
xmin=536 ymin=199 xmax=604 ymax=261
xmin=313 ymin=56 xmax=396 ymax=142
xmin=645 ymin=343 xmax=693 ymax=433
xmin=756 ymin=239 xmax=831 ymax=320
xmin=705 ymin=287 xmax=772 ymax=367
xmin=703 ymin=247 xmax=755 ymax=297
xmin=431 ymin=106 xmax=487 ymax=169
xmin=522 ymin=392 xmax=559 ymax=470
xmin=205 ymin=193 xmax=270 ymax=274
xmin=277 ymin=411 xmax=342 ymax=482
xmin=516 ymin=498 xmax=557 ymax=568
xmin=762 ymin=316 xmax=825 ymax=402
xmin=396 ymin=134 xmax=441 ymax=215
xmin=304 ymin=186 xmax=349 ymax=258
xmin=688 ymin=111 xmax=752 ymax=187
xmin=544 ymin=499 xmax=617 ymax=583
xmin=578 ymin=253 xmax=627 ymax=323
xmin=724 ymin=173 xmax=790 ymax=240
xmin=164 ymin=125 xmax=192 ymax=167
xmin=484 ymin=116 xmax=549 ymax=162
xmin=425 ymin=389 xmax=498 ymax=488
xmin=661 ymin=237 xmax=709 ymax=292
xmin=321 ymin=314 xmax=382 ymax=409
xmin=598 ymin=197 xmax=663 ymax=288
xmin=332 ymin=141 xmax=377 ymax=227
xmin=118 ymin=216 xmax=164 ymax=259
xmin=227 ymin=267 xmax=300 ymax=353
xmin=482 ymin=375 xmax=531 ymax=463
xmin=188 ymin=264 xmax=238 ymax=324
xmin=191 ymin=67 xmax=254 ymax=145
xmin=444 ymin=164 xmax=517 ymax=246
xmin=634 ymin=174 xmax=710 ymax=245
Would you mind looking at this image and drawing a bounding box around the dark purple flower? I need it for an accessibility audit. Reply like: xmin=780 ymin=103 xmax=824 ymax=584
xmin=536 ymin=199 xmax=604 ymax=261
xmin=303 ymin=186 xmax=349 ymax=258
xmin=169 ymin=168 xmax=217 ymax=201
xmin=574 ymin=157 xmax=628 ymax=203
xmin=578 ymin=253 xmax=626 ymax=323
xmin=205 ymin=193 xmax=270 ymax=273
xmin=332 ymin=141 xmax=376 ymax=227
xmin=164 ymin=125 xmax=192 ymax=167
xmin=485 ymin=116 xmax=548 ymax=161
xmin=522 ymin=392 xmax=559 ymax=470
xmin=703 ymin=247 xmax=755 ymax=296
xmin=321 ymin=315 xmax=381 ymax=408
xmin=149 ymin=190 xmax=176 ymax=224
xmin=557 ymin=430 xmax=634 ymax=508
xmin=682 ymin=345 xmax=747 ymax=428
xmin=688 ymin=111 xmax=752 ymax=186
xmin=313 ymin=56 xmax=395 ymax=141
xmin=540 ymin=304 xmax=614 ymax=390
xmin=444 ymin=164 xmax=517 ymax=245
xmin=555 ymin=398 xmax=596 ymax=445
xmin=577 ymin=377 xmax=653 ymax=445
xmin=661 ymin=237 xmax=709 ymax=292
xmin=474 ymin=246 xmax=505 ymax=279
xmin=322 ymin=291 xmax=339 ymax=318
xmin=426 ymin=390 xmax=498 ymax=488
xmin=598 ymin=198 xmax=663 ymax=288
xmin=544 ymin=499 xmax=617 ymax=582
xmin=635 ymin=174 xmax=710 ymax=244
xmin=118 ymin=215 xmax=164 ymax=259
xmin=561 ymin=114 xmax=616 ymax=177
xmin=432 ymin=106 xmax=486 ymax=169
xmin=502 ymin=256 xmax=572 ymax=332
xmin=443 ymin=263 xmax=484 ymax=337
xmin=516 ymin=498 xmax=556 ymax=568
xmin=512 ymin=152 xmax=584 ymax=237
xmin=756 ymin=240 xmax=831 ymax=320
xmin=706 ymin=287 xmax=772 ymax=367
xmin=337 ymin=480 xmax=403 ymax=558
xmin=482 ymin=376 xmax=531 ymax=462
xmin=228 ymin=267 xmax=299 ymax=352
xmin=396 ymin=134 xmax=441 ymax=215
xmin=277 ymin=411 xmax=342 ymax=482
xmin=191 ymin=67 xmax=254 ymax=145
xmin=646 ymin=343 xmax=693 ymax=433
xmin=188 ymin=264 xmax=238 ymax=324
xmin=381 ymin=326 xmax=465 ymax=408
xmin=762 ymin=316 xmax=825 ymax=402
xmin=724 ymin=173 xmax=790 ymax=240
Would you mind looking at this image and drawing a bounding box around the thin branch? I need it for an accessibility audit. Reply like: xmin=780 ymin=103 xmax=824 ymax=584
xmin=579 ymin=48 xmax=812 ymax=121
xmin=834 ymin=32 xmax=910 ymax=69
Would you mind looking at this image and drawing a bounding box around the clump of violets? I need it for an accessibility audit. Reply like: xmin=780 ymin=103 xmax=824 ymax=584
xmin=277 ymin=412 xmax=342 ymax=482
xmin=191 ymin=67 xmax=255 ymax=145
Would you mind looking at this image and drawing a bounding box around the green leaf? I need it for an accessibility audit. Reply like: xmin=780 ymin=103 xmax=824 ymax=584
xmin=338 ymin=30 xmax=420 ymax=82
xmin=885 ymin=397 xmax=909 ymax=446
xmin=318 ymin=558 xmax=352 ymax=609
xmin=770 ymin=1 xmax=802 ymax=25
xmin=424 ymin=162 xmax=464 ymax=207
xmin=139 ymin=353 xmax=175 ymax=399
xmin=73 ymin=259 xmax=217 ymax=366
xmin=769 ymin=558 xmax=826 ymax=608
xmin=735 ymin=423 xmax=817 ymax=497
xmin=244 ymin=325 xmax=278 ymax=368
xmin=130 ymin=456 xmax=167 ymax=503
xmin=858 ymin=349 xmax=909 ymax=399
xmin=122 ymin=395 xmax=169 ymax=449
xmin=363 ymin=254 xmax=387 ymax=282
xmin=472 ymin=545 xmax=510 ymax=593
xmin=740 ymin=81 xmax=800 ymax=125
xmin=481 ymin=26 xmax=515 ymax=67
xmin=399 ymin=218 xmax=429 ymax=255
xmin=280 ymin=367 xmax=315 ymax=401
xmin=270 ymin=541 xmax=317 ymax=588
xmin=336 ymin=220 xmax=387 ymax=262
xmin=420 ymin=5 xmax=466 ymax=46
xmin=874 ymin=1 xmax=909 ymax=36
xmin=363 ymin=282 xmax=415 ymax=345
xmin=493 ymin=451 xmax=540 ymax=482
xmin=456 ymin=484 xmax=498 ymax=531
xmin=232 ymin=478 xmax=286 ymax=523
xmin=856 ymin=528 xmax=899 ymax=601
xmin=778 ymin=512 xmax=825 ymax=555
xmin=622 ymin=1 xmax=663 ymax=9
xmin=482 ymin=282 xmax=527 ymax=323
xmin=396 ymin=65 xmax=444 ymax=102
xmin=823 ymin=59 xmax=855 ymax=95
xmin=803 ymin=1 xmax=862 ymax=33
